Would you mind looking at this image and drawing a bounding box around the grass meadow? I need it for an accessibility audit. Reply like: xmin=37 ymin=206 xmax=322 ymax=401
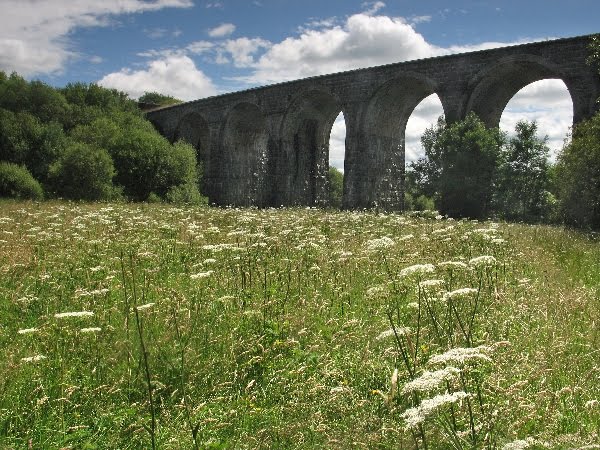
xmin=0 ymin=201 xmax=599 ymax=449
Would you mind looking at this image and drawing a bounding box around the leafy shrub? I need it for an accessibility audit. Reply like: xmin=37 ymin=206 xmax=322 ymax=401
xmin=327 ymin=166 xmax=343 ymax=208
xmin=0 ymin=162 xmax=43 ymax=200
xmin=555 ymin=112 xmax=600 ymax=229
xmin=165 ymin=182 xmax=207 ymax=205
xmin=48 ymin=142 xmax=117 ymax=200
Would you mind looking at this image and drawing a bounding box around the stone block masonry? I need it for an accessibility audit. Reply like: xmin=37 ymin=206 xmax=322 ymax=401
xmin=147 ymin=34 xmax=600 ymax=210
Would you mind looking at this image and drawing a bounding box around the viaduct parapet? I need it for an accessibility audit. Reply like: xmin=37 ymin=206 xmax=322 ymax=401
xmin=146 ymin=34 xmax=600 ymax=210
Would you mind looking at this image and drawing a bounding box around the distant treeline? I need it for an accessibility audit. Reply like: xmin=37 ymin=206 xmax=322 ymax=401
xmin=0 ymin=71 xmax=205 ymax=204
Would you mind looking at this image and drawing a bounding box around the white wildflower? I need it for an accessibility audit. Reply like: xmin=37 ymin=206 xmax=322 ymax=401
xmin=419 ymin=279 xmax=444 ymax=289
xmin=401 ymin=367 xmax=460 ymax=394
xmin=366 ymin=285 xmax=387 ymax=298
xmin=366 ymin=236 xmax=395 ymax=250
xmin=443 ymin=288 xmax=478 ymax=301
xmin=429 ymin=346 xmax=492 ymax=365
xmin=203 ymin=258 xmax=217 ymax=265
xmin=469 ymin=255 xmax=497 ymax=267
xmin=398 ymin=234 xmax=414 ymax=241
xmin=399 ymin=264 xmax=435 ymax=278
xmin=585 ymin=399 xmax=599 ymax=409
xmin=136 ymin=303 xmax=155 ymax=312
xmin=190 ymin=270 xmax=213 ymax=280
xmin=80 ymin=327 xmax=102 ymax=333
xmin=54 ymin=311 xmax=94 ymax=319
xmin=18 ymin=328 xmax=38 ymax=334
xmin=21 ymin=355 xmax=47 ymax=363
xmin=437 ymin=261 xmax=468 ymax=270
xmin=502 ymin=437 xmax=537 ymax=450
xmin=401 ymin=391 xmax=469 ymax=429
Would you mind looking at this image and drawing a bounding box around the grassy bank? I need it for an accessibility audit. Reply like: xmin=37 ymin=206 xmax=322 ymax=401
xmin=0 ymin=201 xmax=598 ymax=448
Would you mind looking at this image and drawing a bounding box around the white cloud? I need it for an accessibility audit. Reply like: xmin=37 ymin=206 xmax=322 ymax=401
xmin=208 ymin=23 xmax=236 ymax=38
xmin=362 ymin=1 xmax=386 ymax=16
xmin=500 ymin=79 xmax=572 ymax=160
xmin=98 ymin=54 xmax=217 ymax=101
xmin=0 ymin=0 xmax=193 ymax=76
xmin=219 ymin=38 xmax=272 ymax=67
xmin=237 ymin=13 xmax=437 ymax=85
xmin=329 ymin=113 xmax=346 ymax=171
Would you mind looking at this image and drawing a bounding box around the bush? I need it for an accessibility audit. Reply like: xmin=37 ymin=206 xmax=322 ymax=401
xmin=327 ymin=166 xmax=343 ymax=208
xmin=48 ymin=142 xmax=117 ymax=200
xmin=166 ymin=182 xmax=206 ymax=205
xmin=555 ymin=112 xmax=600 ymax=229
xmin=0 ymin=162 xmax=43 ymax=200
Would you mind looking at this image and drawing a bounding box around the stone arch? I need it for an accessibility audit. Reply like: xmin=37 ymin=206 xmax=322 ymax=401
xmin=277 ymin=88 xmax=343 ymax=206
xmin=174 ymin=112 xmax=210 ymax=180
xmin=219 ymin=102 xmax=269 ymax=207
xmin=466 ymin=55 xmax=581 ymax=128
xmin=356 ymin=73 xmax=440 ymax=210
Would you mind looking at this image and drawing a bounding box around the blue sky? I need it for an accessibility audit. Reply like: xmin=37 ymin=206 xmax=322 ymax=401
xmin=1 ymin=0 xmax=598 ymax=167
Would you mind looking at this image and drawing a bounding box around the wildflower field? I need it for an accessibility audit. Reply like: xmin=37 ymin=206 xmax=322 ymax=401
xmin=0 ymin=201 xmax=599 ymax=449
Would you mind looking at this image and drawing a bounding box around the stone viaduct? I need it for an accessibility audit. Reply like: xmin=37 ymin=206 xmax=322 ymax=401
xmin=146 ymin=34 xmax=600 ymax=210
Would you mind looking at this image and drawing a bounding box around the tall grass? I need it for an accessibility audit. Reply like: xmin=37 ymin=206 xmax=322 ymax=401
xmin=0 ymin=201 xmax=598 ymax=448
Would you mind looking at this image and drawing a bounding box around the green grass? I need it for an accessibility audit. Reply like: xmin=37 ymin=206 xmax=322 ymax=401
xmin=0 ymin=201 xmax=598 ymax=449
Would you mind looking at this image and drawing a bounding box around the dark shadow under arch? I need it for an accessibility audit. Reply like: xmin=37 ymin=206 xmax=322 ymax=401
xmin=218 ymin=102 xmax=269 ymax=207
xmin=353 ymin=74 xmax=441 ymax=210
xmin=277 ymin=89 xmax=342 ymax=206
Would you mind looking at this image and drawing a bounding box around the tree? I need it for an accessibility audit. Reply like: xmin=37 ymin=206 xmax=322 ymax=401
xmin=138 ymin=92 xmax=183 ymax=106
xmin=48 ymin=142 xmax=117 ymax=200
xmin=327 ymin=166 xmax=343 ymax=208
xmin=0 ymin=162 xmax=44 ymax=200
xmin=413 ymin=113 xmax=504 ymax=219
xmin=494 ymin=120 xmax=551 ymax=222
xmin=555 ymin=113 xmax=600 ymax=229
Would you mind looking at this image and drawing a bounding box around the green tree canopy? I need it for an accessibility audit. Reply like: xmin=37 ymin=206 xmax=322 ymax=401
xmin=416 ymin=113 xmax=505 ymax=219
xmin=138 ymin=91 xmax=183 ymax=106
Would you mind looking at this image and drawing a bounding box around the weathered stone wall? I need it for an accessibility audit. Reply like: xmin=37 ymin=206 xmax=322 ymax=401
xmin=146 ymin=34 xmax=600 ymax=210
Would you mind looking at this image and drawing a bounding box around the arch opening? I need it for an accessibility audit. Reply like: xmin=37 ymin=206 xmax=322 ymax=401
xmin=357 ymin=76 xmax=440 ymax=210
xmin=220 ymin=102 xmax=269 ymax=207
xmin=278 ymin=90 xmax=342 ymax=207
xmin=405 ymin=94 xmax=445 ymax=164
xmin=499 ymin=79 xmax=573 ymax=161
xmin=467 ymin=57 xmax=573 ymax=129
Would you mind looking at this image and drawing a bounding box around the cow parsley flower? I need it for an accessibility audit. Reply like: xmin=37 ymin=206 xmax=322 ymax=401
xmin=401 ymin=391 xmax=469 ymax=429
xmin=428 ymin=346 xmax=492 ymax=365
xmin=376 ymin=327 xmax=410 ymax=340
xmin=399 ymin=264 xmax=435 ymax=278
xmin=21 ymin=355 xmax=47 ymax=363
xmin=191 ymin=270 xmax=213 ymax=280
xmin=18 ymin=328 xmax=38 ymax=334
xmin=136 ymin=303 xmax=155 ymax=312
xmin=419 ymin=279 xmax=444 ymax=289
xmin=401 ymin=367 xmax=461 ymax=394
xmin=469 ymin=255 xmax=497 ymax=267
xmin=366 ymin=236 xmax=395 ymax=250
xmin=443 ymin=287 xmax=478 ymax=301
xmin=437 ymin=261 xmax=468 ymax=270
xmin=80 ymin=327 xmax=102 ymax=333
xmin=54 ymin=311 xmax=94 ymax=319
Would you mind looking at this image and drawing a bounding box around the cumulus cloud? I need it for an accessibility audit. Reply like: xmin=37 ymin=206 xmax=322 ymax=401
xmin=237 ymin=13 xmax=437 ymax=84
xmin=500 ymin=79 xmax=572 ymax=159
xmin=98 ymin=54 xmax=217 ymax=101
xmin=208 ymin=23 xmax=236 ymax=38
xmin=0 ymin=0 xmax=193 ymax=76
